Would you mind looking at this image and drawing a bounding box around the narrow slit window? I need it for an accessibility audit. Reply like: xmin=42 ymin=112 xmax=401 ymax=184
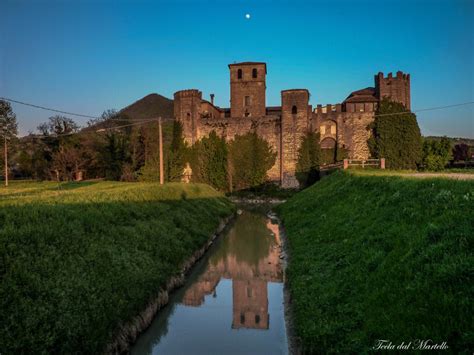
xmin=292 ymin=105 xmax=297 ymax=114
xmin=244 ymin=96 xmax=251 ymax=106
xmin=237 ymin=69 xmax=242 ymax=79
xmin=252 ymin=68 xmax=257 ymax=78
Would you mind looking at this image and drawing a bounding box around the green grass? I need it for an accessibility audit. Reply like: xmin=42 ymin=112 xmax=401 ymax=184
xmin=277 ymin=171 xmax=473 ymax=353
xmin=0 ymin=181 xmax=234 ymax=353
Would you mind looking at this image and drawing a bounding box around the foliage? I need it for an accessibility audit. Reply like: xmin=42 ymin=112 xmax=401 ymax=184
xmin=277 ymin=172 xmax=473 ymax=353
xmin=0 ymin=181 xmax=235 ymax=354
xmin=320 ymin=146 xmax=349 ymax=165
xmin=228 ymin=132 xmax=276 ymax=191
xmin=368 ymin=98 xmax=422 ymax=169
xmin=422 ymin=136 xmax=452 ymax=171
xmin=0 ymin=100 xmax=18 ymax=179
xmin=452 ymin=143 xmax=471 ymax=162
xmin=296 ymin=132 xmax=321 ymax=187
xmin=0 ymin=100 xmax=18 ymax=138
xmin=166 ymin=121 xmax=187 ymax=182
xmin=189 ymin=131 xmax=228 ymax=190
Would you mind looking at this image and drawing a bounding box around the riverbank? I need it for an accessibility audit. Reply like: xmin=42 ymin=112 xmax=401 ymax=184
xmin=0 ymin=181 xmax=235 ymax=354
xmin=277 ymin=171 xmax=473 ymax=353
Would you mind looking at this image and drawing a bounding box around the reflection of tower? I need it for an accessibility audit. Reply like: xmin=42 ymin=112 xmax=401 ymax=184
xmin=232 ymin=279 xmax=269 ymax=330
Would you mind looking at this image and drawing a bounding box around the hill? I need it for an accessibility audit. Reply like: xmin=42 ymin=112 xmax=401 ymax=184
xmin=424 ymin=135 xmax=474 ymax=146
xmin=277 ymin=171 xmax=473 ymax=353
xmin=120 ymin=93 xmax=174 ymax=120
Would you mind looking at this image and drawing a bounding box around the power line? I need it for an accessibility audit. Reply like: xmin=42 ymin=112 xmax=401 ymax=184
xmin=0 ymin=97 xmax=101 ymax=119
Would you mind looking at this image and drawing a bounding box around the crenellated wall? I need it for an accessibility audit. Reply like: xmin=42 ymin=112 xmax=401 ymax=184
xmin=173 ymin=62 xmax=411 ymax=188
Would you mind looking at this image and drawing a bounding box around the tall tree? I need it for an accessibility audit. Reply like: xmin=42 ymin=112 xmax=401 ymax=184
xmin=296 ymin=132 xmax=321 ymax=187
xmin=228 ymin=132 xmax=276 ymax=190
xmin=166 ymin=120 xmax=187 ymax=182
xmin=0 ymin=100 xmax=18 ymax=186
xmin=368 ymin=98 xmax=422 ymax=169
xmin=190 ymin=131 xmax=228 ymax=190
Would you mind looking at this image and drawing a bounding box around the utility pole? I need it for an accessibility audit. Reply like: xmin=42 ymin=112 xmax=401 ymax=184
xmin=3 ymin=131 xmax=8 ymax=187
xmin=159 ymin=117 xmax=164 ymax=185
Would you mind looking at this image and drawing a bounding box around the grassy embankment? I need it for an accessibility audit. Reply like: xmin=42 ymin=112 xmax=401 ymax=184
xmin=0 ymin=181 xmax=234 ymax=353
xmin=277 ymin=171 xmax=473 ymax=353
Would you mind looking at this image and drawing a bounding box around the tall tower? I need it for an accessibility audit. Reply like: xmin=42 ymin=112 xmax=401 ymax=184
xmin=173 ymin=89 xmax=202 ymax=145
xmin=281 ymin=89 xmax=311 ymax=188
xmin=229 ymin=62 xmax=266 ymax=118
xmin=374 ymin=71 xmax=411 ymax=110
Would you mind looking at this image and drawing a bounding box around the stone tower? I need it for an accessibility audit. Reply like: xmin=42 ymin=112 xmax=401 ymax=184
xmin=375 ymin=71 xmax=411 ymax=110
xmin=229 ymin=62 xmax=266 ymax=118
xmin=174 ymin=89 xmax=202 ymax=144
xmin=281 ymin=89 xmax=311 ymax=188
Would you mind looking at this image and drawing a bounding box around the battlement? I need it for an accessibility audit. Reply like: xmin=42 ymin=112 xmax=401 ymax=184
xmin=376 ymin=71 xmax=410 ymax=81
xmin=314 ymin=104 xmax=343 ymax=114
xmin=174 ymin=89 xmax=202 ymax=99
xmin=375 ymin=71 xmax=411 ymax=109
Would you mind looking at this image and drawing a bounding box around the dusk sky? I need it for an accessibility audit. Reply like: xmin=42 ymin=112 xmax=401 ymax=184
xmin=1 ymin=0 xmax=473 ymax=137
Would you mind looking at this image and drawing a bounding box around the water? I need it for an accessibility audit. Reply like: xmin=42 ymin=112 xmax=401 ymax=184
xmin=131 ymin=210 xmax=288 ymax=355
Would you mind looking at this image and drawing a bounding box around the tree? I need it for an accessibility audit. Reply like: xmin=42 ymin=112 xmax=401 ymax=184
xmin=228 ymin=132 xmax=276 ymax=190
xmin=368 ymin=98 xmax=422 ymax=169
xmin=422 ymin=137 xmax=452 ymax=171
xmin=166 ymin=121 xmax=187 ymax=182
xmin=0 ymin=100 xmax=18 ymax=186
xmin=38 ymin=115 xmax=79 ymax=136
xmin=296 ymin=132 xmax=321 ymax=187
xmin=190 ymin=131 xmax=228 ymax=190
xmin=452 ymin=143 xmax=470 ymax=162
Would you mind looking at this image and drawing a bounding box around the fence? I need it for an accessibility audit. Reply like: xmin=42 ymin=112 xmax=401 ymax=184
xmin=320 ymin=158 xmax=385 ymax=172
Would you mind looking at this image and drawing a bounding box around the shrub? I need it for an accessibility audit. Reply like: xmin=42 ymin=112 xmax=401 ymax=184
xmin=368 ymin=98 xmax=422 ymax=169
xmin=422 ymin=137 xmax=452 ymax=171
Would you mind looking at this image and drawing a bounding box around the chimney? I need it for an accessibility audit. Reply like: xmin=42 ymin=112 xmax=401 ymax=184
xmin=210 ymin=94 xmax=215 ymax=105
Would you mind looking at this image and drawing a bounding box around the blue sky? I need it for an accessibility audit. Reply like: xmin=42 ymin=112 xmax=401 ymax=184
xmin=1 ymin=0 xmax=473 ymax=137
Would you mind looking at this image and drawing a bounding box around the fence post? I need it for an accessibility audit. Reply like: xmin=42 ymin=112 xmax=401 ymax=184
xmin=380 ymin=158 xmax=385 ymax=169
xmin=343 ymin=159 xmax=349 ymax=170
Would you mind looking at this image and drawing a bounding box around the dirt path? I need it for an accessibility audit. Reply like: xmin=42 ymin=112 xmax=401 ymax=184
xmin=404 ymin=173 xmax=474 ymax=180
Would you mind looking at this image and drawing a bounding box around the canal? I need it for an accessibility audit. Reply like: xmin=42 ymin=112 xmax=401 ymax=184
xmin=131 ymin=210 xmax=288 ymax=355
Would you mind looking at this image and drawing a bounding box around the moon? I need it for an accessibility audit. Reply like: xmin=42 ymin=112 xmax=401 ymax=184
xmin=245 ymin=13 xmax=251 ymax=19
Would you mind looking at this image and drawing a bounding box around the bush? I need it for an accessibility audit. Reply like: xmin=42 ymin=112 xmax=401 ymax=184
xmin=368 ymin=98 xmax=422 ymax=169
xmin=189 ymin=131 xmax=228 ymax=190
xmin=422 ymin=137 xmax=452 ymax=171
xmin=296 ymin=132 xmax=321 ymax=187
xmin=228 ymin=132 xmax=276 ymax=190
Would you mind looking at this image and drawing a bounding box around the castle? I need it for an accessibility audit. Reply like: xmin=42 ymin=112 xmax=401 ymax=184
xmin=174 ymin=62 xmax=411 ymax=187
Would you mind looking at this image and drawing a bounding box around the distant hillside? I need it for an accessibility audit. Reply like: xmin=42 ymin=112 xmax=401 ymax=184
xmin=120 ymin=93 xmax=174 ymax=120
xmin=424 ymin=136 xmax=474 ymax=146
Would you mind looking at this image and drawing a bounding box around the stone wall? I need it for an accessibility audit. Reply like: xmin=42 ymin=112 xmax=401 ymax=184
xmin=199 ymin=115 xmax=282 ymax=181
xmin=311 ymin=111 xmax=375 ymax=160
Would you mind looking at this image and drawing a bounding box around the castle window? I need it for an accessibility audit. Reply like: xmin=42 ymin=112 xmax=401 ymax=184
xmin=244 ymin=95 xmax=251 ymax=107
xmin=292 ymin=105 xmax=297 ymax=114
xmin=255 ymin=315 xmax=260 ymax=324
xmin=237 ymin=69 xmax=242 ymax=79
xmin=240 ymin=313 xmax=245 ymax=324
xmin=252 ymin=68 xmax=257 ymax=78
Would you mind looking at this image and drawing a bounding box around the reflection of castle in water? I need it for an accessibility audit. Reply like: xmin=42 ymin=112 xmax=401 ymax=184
xmin=182 ymin=214 xmax=283 ymax=330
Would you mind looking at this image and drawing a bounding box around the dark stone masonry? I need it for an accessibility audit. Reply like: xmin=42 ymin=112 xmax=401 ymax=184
xmin=174 ymin=62 xmax=411 ymax=187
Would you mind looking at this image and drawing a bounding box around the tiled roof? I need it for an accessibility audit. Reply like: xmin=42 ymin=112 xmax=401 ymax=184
xmin=344 ymin=87 xmax=378 ymax=103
